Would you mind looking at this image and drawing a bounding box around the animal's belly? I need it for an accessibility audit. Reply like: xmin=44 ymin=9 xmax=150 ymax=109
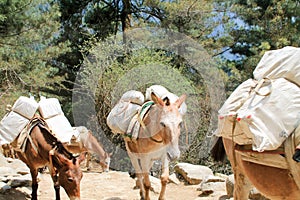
xmin=241 ymin=160 xmax=300 ymax=199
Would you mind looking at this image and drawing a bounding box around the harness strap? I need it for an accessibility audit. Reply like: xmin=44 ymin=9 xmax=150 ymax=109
xmin=48 ymin=146 xmax=58 ymax=179
xmin=137 ymin=101 xmax=154 ymax=129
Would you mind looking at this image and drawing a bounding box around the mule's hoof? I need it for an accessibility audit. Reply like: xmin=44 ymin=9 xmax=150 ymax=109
xmin=293 ymin=149 xmax=300 ymax=162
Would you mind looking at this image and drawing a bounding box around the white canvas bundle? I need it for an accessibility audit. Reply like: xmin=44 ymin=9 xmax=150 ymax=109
xmin=39 ymin=97 xmax=77 ymax=143
xmin=120 ymin=90 xmax=144 ymax=105
xmin=38 ymin=97 xmax=63 ymax=119
xmin=253 ymin=46 xmax=300 ymax=86
xmin=0 ymin=96 xmax=38 ymax=145
xmin=216 ymin=79 xmax=258 ymax=145
xmin=107 ymin=100 xmax=141 ymax=134
xmin=145 ymin=85 xmax=169 ymax=101
xmin=107 ymin=90 xmax=144 ymax=134
xmin=236 ymin=78 xmax=300 ymax=151
xmin=45 ymin=115 xmax=79 ymax=143
xmin=216 ymin=77 xmax=300 ymax=151
xmin=11 ymin=96 xmax=39 ymax=119
xmin=0 ymin=112 xmax=30 ymax=145
xmin=218 ymin=79 xmax=257 ymax=115
xmin=145 ymin=85 xmax=187 ymax=115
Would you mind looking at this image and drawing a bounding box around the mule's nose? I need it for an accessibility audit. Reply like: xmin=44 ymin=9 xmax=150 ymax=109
xmin=70 ymin=196 xmax=80 ymax=200
xmin=167 ymin=152 xmax=180 ymax=162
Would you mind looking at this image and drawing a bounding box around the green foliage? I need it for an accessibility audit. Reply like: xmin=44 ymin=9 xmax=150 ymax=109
xmin=218 ymin=0 xmax=300 ymax=78
xmin=0 ymin=0 xmax=70 ymax=118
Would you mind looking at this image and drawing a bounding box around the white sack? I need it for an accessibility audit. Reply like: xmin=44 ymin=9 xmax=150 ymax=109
xmin=11 ymin=96 xmax=39 ymax=119
xmin=237 ymin=78 xmax=300 ymax=151
xmin=216 ymin=79 xmax=258 ymax=144
xmin=121 ymin=90 xmax=144 ymax=105
xmin=46 ymin=115 xmax=79 ymax=143
xmin=107 ymin=101 xmax=140 ymax=134
xmin=0 ymin=96 xmax=38 ymax=145
xmin=39 ymin=97 xmax=63 ymax=119
xmin=145 ymin=85 xmax=169 ymax=101
xmin=0 ymin=112 xmax=29 ymax=145
xmin=253 ymin=46 xmax=300 ymax=86
xmin=39 ymin=97 xmax=77 ymax=143
xmin=218 ymin=79 xmax=257 ymax=115
xmin=216 ymin=115 xmax=253 ymax=145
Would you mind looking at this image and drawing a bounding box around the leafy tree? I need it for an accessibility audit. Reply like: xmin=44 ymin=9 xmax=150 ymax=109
xmin=216 ymin=0 xmax=300 ymax=79
xmin=0 ymin=0 xmax=70 ymax=117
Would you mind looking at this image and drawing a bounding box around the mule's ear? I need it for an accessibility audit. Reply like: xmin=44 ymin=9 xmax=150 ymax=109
xmin=162 ymin=96 xmax=170 ymax=106
xmin=151 ymin=92 xmax=164 ymax=106
xmin=175 ymin=94 xmax=186 ymax=108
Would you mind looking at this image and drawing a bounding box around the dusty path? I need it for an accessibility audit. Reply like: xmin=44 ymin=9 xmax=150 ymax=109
xmin=1 ymin=169 xmax=228 ymax=200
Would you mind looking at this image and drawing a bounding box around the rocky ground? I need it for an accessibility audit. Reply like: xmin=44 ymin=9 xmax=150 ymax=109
xmin=0 ymin=153 xmax=268 ymax=200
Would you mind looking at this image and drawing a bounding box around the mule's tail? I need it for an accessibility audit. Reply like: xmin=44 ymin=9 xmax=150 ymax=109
xmin=210 ymin=136 xmax=226 ymax=162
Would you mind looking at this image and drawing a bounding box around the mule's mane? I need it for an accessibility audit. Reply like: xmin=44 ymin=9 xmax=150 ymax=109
xmin=36 ymin=122 xmax=75 ymax=162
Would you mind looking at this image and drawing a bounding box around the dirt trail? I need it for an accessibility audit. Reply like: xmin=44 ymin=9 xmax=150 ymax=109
xmin=0 ymin=163 xmax=228 ymax=200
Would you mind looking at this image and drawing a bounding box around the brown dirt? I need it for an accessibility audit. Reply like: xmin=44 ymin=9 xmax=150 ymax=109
xmin=0 ymin=161 xmax=228 ymax=200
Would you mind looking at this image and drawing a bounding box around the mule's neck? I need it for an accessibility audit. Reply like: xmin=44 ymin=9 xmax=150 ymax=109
xmin=141 ymin=105 xmax=164 ymax=143
xmin=85 ymin=131 xmax=107 ymax=160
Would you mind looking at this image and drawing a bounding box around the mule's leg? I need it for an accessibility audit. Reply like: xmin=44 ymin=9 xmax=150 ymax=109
xmin=233 ymin=168 xmax=252 ymax=200
xmin=85 ymin=152 xmax=91 ymax=170
xmin=49 ymin=166 xmax=61 ymax=200
xmin=143 ymin=173 xmax=151 ymax=200
xmin=30 ymin=168 xmax=39 ymax=200
xmin=136 ymin=173 xmax=146 ymax=200
xmin=53 ymin=173 xmax=61 ymax=200
xmin=159 ymin=159 xmax=169 ymax=200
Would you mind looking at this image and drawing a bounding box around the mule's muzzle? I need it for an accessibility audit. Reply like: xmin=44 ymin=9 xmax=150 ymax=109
xmin=69 ymin=196 xmax=80 ymax=200
xmin=167 ymin=152 xmax=180 ymax=162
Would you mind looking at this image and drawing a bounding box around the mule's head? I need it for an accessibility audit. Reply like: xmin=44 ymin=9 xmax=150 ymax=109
xmin=151 ymin=92 xmax=187 ymax=161
xmin=56 ymin=152 xmax=85 ymax=200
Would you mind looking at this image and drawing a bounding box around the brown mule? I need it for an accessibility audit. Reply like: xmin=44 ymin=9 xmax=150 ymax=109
xmin=125 ymin=92 xmax=186 ymax=200
xmin=211 ymin=136 xmax=300 ymax=200
xmin=65 ymin=126 xmax=112 ymax=172
xmin=14 ymin=119 xmax=85 ymax=200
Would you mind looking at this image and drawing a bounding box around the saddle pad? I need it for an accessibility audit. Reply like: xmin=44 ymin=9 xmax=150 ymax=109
xmin=11 ymin=118 xmax=44 ymax=153
xmin=126 ymin=101 xmax=154 ymax=140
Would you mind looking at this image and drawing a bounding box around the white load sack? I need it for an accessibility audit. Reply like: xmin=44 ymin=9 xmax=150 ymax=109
xmin=0 ymin=96 xmax=39 ymax=145
xmin=120 ymin=90 xmax=144 ymax=105
xmin=216 ymin=79 xmax=258 ymax=145
xmin=253 ymin=46 xmax=300 ymax=86
xmin=39 ymin=97 xmax=78 ymax=143
xmin=107 ymin=90 xmax=144 ymax=134
xmin=145 ymin=85 xmax=170 ymax=101
xmin=11 ymin=96 xmax=39 ymax=119
xmin=145 ymin=85 xmax=187 ymax=115
xmin=237 ymin=78 xmax=300 ymax=151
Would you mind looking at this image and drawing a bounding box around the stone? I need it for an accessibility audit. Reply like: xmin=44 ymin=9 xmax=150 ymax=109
xmin=149 ymin=175 xmax=161 ymax=194
xmin=8 ymin=174 xmax=32 ymax=188
xmin=8 ymin=159 xmax=29 ymax=175
xmin=0 ymin=166 xmax=17 ymax=177
xmin=198 ymin=182 xmax=226 ymax=196
xmin=168 ymin=173 xmax=181 ymax=185
xmin=0 ymin=182 xmax=11 ymax=193
xmin=249 ymin=187 xmax=270 ymax=200
xmin=174 ymin=163 xmax=213 ymax=185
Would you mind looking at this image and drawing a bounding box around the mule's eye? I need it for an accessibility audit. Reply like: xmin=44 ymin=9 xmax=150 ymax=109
xmin=67 ymin=177 xmax=74 ymax=182
xmin=160 ymin=122 xmax=166 ymax=127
